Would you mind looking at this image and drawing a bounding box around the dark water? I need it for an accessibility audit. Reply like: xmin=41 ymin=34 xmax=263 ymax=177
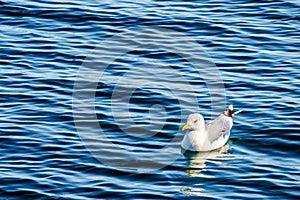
xmin=1 ymin=0 xmax=300 ymax=199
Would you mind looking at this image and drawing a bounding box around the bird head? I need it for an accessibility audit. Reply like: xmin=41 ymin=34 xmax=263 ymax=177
xmin=182 ymin=113 xmax=205 ymax=131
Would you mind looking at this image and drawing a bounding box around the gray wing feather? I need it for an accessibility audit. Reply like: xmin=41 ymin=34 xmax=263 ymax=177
xmin=206 ymin=115 xmax=233 ymax=143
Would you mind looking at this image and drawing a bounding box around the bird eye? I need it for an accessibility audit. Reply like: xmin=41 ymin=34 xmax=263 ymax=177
xmin=194 ymin=120 xmax=198 ymax=123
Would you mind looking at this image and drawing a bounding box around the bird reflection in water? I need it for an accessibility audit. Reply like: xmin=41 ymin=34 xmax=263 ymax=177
xmin=183 ymin=143 xmax=233 ymax=178
xmin=181 ymin=144 xmax=234 ymax=196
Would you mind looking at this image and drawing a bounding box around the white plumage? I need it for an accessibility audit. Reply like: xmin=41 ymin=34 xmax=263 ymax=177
xmin=181 ymin=105 xmax=240 ymax=152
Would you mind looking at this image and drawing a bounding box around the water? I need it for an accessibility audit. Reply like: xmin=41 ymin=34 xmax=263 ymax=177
xmin=1 ymin=0 xmax=300 ymax=199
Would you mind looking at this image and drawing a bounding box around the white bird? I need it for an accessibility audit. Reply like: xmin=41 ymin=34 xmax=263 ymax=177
xmin=181 ymin=105 xmax=242 ymax=152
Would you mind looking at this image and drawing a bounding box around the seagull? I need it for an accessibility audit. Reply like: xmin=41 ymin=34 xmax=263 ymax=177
xmin=181 ymin=105 xmax=242 ymax=152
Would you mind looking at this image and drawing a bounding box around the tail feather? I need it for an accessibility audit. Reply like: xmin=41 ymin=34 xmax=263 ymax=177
xmin=233 ymin=109 xmax=243 ymax=116
xmin=225 ymin=104 xmax=233 ymax=117
xmin=224 ymin=104 xmax=243 ymax=117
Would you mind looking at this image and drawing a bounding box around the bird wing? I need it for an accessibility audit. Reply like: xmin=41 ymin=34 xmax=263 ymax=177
xmin=206 ymin=114 xmax=233 ymax=143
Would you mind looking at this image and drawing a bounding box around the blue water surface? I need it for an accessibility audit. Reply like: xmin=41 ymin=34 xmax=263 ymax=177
xmin=1 ymin=0 xmax=300 ymax=199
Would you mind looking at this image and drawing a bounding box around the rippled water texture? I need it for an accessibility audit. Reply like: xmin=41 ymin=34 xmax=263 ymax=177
xmin=1 ymin=0 xmax=300 ymax=199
